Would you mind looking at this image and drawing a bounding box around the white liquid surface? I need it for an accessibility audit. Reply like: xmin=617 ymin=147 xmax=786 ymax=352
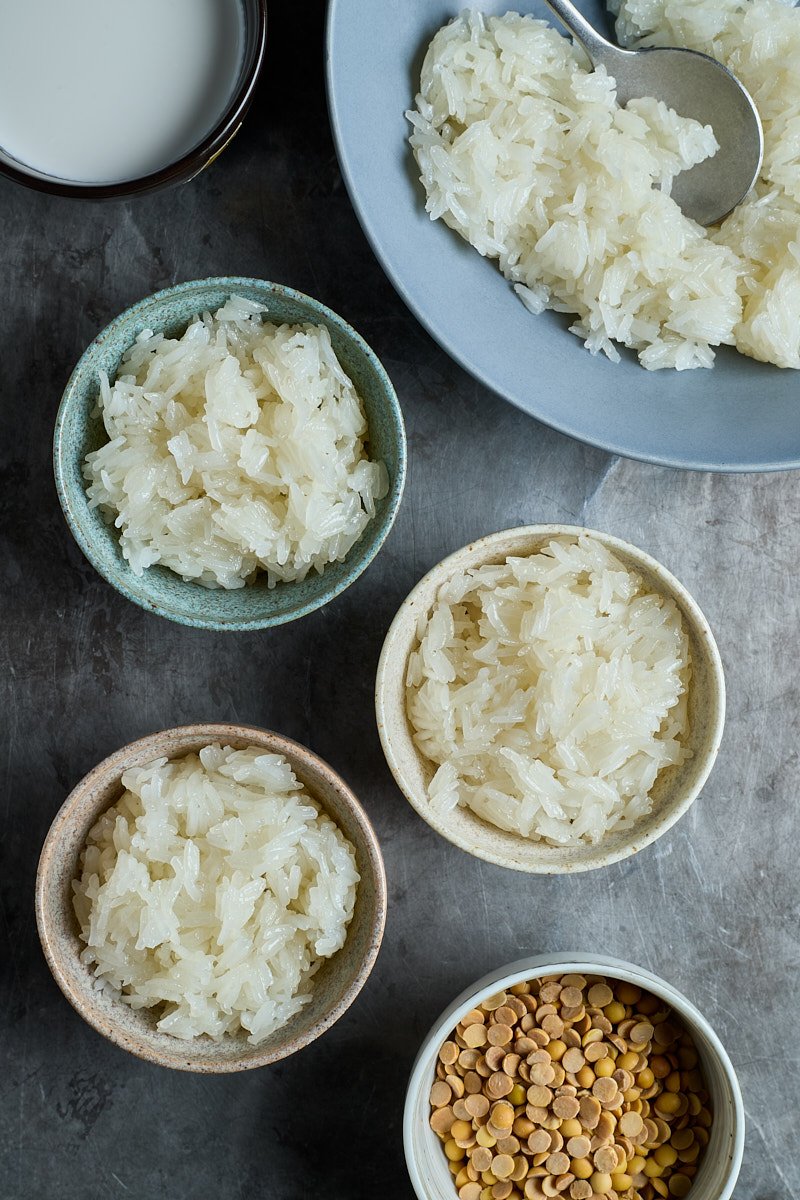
xmin=0 ymin=0 xmax=244 ymax=184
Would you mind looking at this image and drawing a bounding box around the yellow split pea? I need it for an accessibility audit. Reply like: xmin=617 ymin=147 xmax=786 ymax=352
xmin=430 ymin=974 xmax=712 ymax=1200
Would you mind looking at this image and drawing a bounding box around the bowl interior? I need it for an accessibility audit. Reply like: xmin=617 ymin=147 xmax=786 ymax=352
xmin=404 ymin=956 xmax=744 ymax=1200
xmin=377 ymin=526 xmax=725 ymax=873
xmin=0 ymin=0 xmax=267 ymax=198
xmin=54 ymin=278 xmax=405 ymax=629
xmin=327 ymin=0 xmax=800 ymax=471
xmin=36 ymin=725 xmax=386 ymax=1071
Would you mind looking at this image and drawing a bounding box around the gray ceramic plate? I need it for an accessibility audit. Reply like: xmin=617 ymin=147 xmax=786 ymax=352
xmin=326 ymin=0 xmax=799 ymax=472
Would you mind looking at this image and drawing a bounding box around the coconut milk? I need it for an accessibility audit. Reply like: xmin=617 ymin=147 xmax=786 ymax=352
xmin=0 ymin=0 xmax=244 ymax=184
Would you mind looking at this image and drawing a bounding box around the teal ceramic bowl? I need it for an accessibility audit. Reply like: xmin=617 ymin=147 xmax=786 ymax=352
xmin=53 ymin=277 xmax=406 ymax=630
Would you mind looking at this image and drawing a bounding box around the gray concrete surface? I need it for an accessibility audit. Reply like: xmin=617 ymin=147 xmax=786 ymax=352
xmin=0 ymin=5 xmax=795 ymax=1198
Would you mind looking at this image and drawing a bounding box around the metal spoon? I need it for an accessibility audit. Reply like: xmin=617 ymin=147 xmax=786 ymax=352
xmin=542 ymin=0 xmax=764 ymax=226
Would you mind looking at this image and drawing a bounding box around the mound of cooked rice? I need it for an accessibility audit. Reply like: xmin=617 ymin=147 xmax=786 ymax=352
xmin=72 ymin=746 xmax=360 ymax=1044
xmin=84 ymin=296 xmax=388 ymax=588
xmin=405 ymin=536 xmax=691 ymax=846
xmin=612 ymin=0 xmax=800 ymax=368
xmin=408 ymin=3 xmax=800 ymax=371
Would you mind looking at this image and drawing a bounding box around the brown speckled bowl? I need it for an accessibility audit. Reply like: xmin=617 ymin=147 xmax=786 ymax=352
xmin=376 ymin=525 xmax=726 ymax=875
xmin=35 ymin=724 xmax=386 ymax=1072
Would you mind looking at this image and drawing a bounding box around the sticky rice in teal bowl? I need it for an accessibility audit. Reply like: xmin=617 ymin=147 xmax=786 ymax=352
xmin=53 ymin=277 xmax=406 ymax=630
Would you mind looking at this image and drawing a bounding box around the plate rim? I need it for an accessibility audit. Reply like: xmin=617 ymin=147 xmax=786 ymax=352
xmin=325 ymin=0 xmax=799 ymax=475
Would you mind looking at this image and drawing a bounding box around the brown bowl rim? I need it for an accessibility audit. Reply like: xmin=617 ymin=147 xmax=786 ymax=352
xmin=35 ymin=722 xmax=387 ymax=1071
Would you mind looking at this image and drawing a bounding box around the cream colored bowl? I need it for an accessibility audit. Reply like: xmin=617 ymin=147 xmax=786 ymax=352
xmin=36 ymin=724 xmax=386 ymax=1072
xmin=404 ymin=955 xmax=744 ymax=1200
xmin=376 ymin=525 xmax=725 ymax=874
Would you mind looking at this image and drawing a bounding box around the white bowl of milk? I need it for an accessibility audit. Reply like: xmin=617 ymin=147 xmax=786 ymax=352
xmin=0 ymin=0 xmax=266 ymax=197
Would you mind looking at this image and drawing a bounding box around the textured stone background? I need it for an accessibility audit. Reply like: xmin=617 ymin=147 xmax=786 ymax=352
xmin=0 ymin=5 xmax=795 ymax=1198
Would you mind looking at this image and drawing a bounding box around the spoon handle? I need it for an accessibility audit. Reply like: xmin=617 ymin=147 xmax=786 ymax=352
xmin=541 ymin=0 xmax=618 ymax=67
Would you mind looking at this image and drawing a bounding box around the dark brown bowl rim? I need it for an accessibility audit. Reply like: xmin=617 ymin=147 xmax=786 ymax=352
xmin=35 ymin=723 xmax=387 ymax=1072
xmin=0 ymin=0 xmax=267 ymax=200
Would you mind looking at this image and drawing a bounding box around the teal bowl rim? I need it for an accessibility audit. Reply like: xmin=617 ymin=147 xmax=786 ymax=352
xmin=53 ymin=277 xmax=407 ymax=631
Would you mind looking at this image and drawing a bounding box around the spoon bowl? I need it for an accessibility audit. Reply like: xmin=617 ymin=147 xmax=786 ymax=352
xmin=544 ymin=0 xmax=764 ymax=225
xmin=611 ymin=44 xmax=764 ymax=226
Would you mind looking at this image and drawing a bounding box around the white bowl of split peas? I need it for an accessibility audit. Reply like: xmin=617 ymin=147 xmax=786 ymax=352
xmin=404 ymin=956 xmax=743 ymax=1200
